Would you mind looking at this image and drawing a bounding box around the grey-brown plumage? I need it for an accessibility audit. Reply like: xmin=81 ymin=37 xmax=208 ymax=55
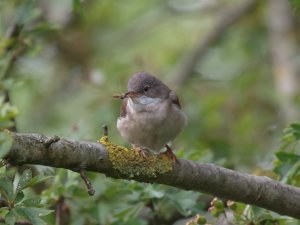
xmin=117 ymin=72 xmax=187 ymax=153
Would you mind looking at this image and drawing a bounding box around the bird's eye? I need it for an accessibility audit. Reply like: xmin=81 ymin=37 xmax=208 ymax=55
xmin=143 ymin=85 xmax=150 ymax=92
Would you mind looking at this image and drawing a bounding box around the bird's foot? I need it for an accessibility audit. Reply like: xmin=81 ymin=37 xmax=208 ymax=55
xmin=134 ymin=146 xmax=150 ymax=159
xmin=161 ymin=145 xmax=178 ymax=163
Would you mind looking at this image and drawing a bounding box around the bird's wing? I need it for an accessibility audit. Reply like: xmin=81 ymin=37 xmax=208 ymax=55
xmin=169 ymin=91 xmax=181 ymax=109
xmin=119 ymin=98 xmax=128 ymax=118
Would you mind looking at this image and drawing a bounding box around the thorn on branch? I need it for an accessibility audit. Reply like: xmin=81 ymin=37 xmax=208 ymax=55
xmin=102 ymin=125 xmax=108 ymax=136
xmin=80 ymin=169 xmax=95 ymax=196
xmin=44 ymin=136 xmax=60 ymax=148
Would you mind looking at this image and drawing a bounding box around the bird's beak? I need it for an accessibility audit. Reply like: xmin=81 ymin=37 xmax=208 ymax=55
xmin=124 ymin=91 xmax=141 ymax=98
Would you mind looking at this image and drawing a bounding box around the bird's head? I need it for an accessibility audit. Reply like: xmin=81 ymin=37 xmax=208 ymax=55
xmin=124 ymin=72 xmax=171 ymax=103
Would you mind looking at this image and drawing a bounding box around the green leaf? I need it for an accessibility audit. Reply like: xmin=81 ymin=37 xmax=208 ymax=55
xmin=275 ymin=152 xmax=300 ymax=162
xmin=115 ymin=204 xmax=144 ymax=222
xmin=2 ymin=79 xmax=15 ymax=90
xmin=171 ymin=199 xmax=193 ymax=216
xmin=26 ymin=175 xmax=53 ymax=187
xmin=29 ymin=22 xmax=60 ymax=34
xmin=14 ymin=191 xmax=24 ymax=204
xmin=73 ymin=0 xmax=84 ymax=15
xmin=22 ymin=197 xmax=41 ymax=207
xmin=97 ymin=203 xmax=110 ymax=224
xmin=282 ymin=122 xmax=300 ymax=141
xmin=143 ymin=186 xmax=164 ymax=199
xmin=5 ymin=167 xmax=16 ymax=178
xmin=274 ymin=152 xmax=300 ymax=184
xmin=166 ymin=191 xmax=199 ymax=216
xmin=0 ymin=208 xmax=9 ymax=217
xmin=281 ymin=161 xmax=300 ymax=185
xmin=0 ymin=121 xmax=15 ymax=129
xmin=15 ymin=1 xmax=41 ymax=24
xmin=15 ymin=207 xmax=54 ymax=225
xmin=0 ymin=97 xmax=19 ymax=122
xmin=290 ymin=0 xmax=300 ymax=11
xmin=4 ymin=210 xmax=16 ymax=225
xmin=0 ymin=159 xmax=6 ymax=168
xmin=16 ymin=169 xmax=32 ymax=193
xmin=290 ymin=123 xmax=300 ymax=131
xmin=0 ymin=177 xmax=14 ymax=201
xmin=0 ymin=131 xmax=13 ymax=158
xmin=24 ymin=207 xmax=54 ymax=217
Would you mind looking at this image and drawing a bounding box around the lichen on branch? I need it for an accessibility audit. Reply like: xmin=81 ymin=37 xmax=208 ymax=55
xmin=98 ymin=136 xmax=173 ymax=177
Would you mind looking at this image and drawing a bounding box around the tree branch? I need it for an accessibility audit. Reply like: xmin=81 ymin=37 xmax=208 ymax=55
xmin=172 ymin=0 xmax=259 ymax=88
xmin=6 ymin=132 xmax=300 ymax=219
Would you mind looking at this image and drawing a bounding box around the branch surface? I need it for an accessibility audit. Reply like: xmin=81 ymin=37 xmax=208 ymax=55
xmin=6 ymin=132 xmax=300 ymax=219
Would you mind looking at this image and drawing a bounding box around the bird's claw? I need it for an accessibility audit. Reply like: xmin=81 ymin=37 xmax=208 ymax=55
xmin=161 ymin=145 xmax=178 ymax=163
xmin=134 ymin=147 xmax=150 ymax=159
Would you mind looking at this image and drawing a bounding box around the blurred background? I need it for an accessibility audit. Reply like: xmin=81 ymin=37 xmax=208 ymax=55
xmin=1 ymin=0 xmax=300 ymax=224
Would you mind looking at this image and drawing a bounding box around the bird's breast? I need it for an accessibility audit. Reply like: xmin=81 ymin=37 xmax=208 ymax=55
xmin=127 ymin=97 xmax=169 ymax=123
xmin=117 ymin=96 xmax=186 ymax=152
xmin=128 ymin=96 xmax=162 ymax=111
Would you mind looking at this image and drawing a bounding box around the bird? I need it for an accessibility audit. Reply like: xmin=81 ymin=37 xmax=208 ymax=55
xmin=116 ymin=71 xmax=187 ymax=161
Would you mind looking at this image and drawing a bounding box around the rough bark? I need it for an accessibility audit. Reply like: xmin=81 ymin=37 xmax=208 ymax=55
xmin=6 ymin=132 xmax=300 ymax=219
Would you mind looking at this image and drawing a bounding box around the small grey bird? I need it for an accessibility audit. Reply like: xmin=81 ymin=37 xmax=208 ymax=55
xmin=116 ymin=72 xmax=187 ymax=160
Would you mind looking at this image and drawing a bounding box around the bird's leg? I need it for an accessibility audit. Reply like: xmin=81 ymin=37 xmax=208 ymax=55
xmin=133 ymin=146 xmax=150 ymax=159
xmin=161 ymin=144 xmax=178 ymax=163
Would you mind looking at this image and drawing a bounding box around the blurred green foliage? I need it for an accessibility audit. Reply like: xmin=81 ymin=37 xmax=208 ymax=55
xmin=0 ymin=0 xmax=300 ymax=224
xmin=0 ymin=168 xmax=53 ymax=225
xmin=290 ymin=0 xmax=300 ymax=11
xmin=274 ymin=123 xmax=300 ymax=187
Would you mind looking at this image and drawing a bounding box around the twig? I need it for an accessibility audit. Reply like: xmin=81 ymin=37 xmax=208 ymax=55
xmin=112 ymin=93 xmax=126 ymax=99
xmin=172 ymin=0 xmax=259 ymax=88
xmin=54 ymin=196 xmax=70 ymax=225
xmin=79 ymin=169 xmax=95 ymax=196
xmin=55 ymin=197 xmax=63 ymax=225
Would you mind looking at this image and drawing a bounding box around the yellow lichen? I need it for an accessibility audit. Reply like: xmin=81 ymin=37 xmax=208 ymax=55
xmin=98 ymin=136 xmax=173 ymax=177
